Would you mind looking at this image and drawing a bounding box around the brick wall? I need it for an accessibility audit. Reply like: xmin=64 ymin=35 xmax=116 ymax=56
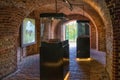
xmin=0 ymin=7 xmax=40 ymax=78
xmin=105 ymin=0 xmax=120 ymax=80
xmin=0 ymin=36 xmax=17 ymax=78
xmin=0 ymin=7 xmax=26 ymax=79
xmin=98 ymin=28 xmax=106 ymax=51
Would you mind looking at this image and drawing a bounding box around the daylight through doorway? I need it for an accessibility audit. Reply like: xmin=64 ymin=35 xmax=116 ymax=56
xmin=65 ymin=21 xmax=77 ymax=43
xmin=65 ymin=21 xmax=77 ymax=59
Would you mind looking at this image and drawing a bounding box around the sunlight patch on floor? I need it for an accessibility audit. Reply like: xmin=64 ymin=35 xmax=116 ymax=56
xmin=64 ymin=72 xmax=70 ymax=80
xmin=76 ymin=58 xmax=91 ymax=62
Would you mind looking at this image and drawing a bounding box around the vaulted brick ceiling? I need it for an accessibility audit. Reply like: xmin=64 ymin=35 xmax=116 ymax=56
xmin=0 ymin=0 xmax=109 ymax=29
xmin=0 ymin=0 xmax=105 ymax=19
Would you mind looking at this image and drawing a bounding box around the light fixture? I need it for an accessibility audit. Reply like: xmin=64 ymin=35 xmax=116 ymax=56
xmin=40 ymin=13 xmax=66 ymax=19
xmin=77 ymin=20 xmax=89 ymax=23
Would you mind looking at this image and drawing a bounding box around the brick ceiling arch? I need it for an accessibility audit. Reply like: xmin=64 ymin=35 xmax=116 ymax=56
xmin=0 ymin=0 xmax=111 ymax=29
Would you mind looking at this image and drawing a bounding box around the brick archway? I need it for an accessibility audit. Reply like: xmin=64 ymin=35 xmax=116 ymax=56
xmin=53 ymin=15 xmax=98 ymax=50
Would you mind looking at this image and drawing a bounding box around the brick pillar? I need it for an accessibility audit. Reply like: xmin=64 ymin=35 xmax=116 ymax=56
xmin=0 ymin=7 xmax=25 ymax=79
xmin=105 ymin=0 xmax=120 ymax=80
xmin=98 ymin=27 xmax=106 ymax=51
xmin=35 ymin=11 xmax=41 ymax=53
xmin=90 ymin=23 xmax=96 ymax=49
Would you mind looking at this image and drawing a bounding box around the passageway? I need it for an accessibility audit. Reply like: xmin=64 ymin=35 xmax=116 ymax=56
xmin=2 ymin=43 xmax=108 ymax=80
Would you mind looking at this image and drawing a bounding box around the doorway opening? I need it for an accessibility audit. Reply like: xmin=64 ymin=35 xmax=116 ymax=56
xmin=64 ymin=21 xmax=78 ymax=61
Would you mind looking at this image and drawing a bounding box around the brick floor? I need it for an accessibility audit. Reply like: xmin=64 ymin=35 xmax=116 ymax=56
xmin=2 ymin=43 xmax=109 ymax=80
xmin=2 ymin=55 xmax=40 ymax=80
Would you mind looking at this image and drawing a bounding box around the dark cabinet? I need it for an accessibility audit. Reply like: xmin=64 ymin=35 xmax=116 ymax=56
xmin=77 ymin=36 xmax=90 ymax=58
xmin=40 ymin=40 xmax=69 ymax=80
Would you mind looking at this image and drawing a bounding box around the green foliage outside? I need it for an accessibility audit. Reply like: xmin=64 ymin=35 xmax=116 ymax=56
xmin=23 ymin=18 xmax=35 ymax=44
xmin=65 ymin=21 xmax=77 ymax=42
